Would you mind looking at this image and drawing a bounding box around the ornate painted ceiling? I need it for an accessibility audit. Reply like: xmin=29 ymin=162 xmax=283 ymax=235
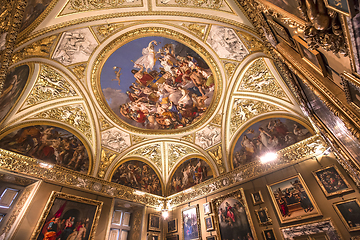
xmin=0 ymin=0 xmax=321 ymax=198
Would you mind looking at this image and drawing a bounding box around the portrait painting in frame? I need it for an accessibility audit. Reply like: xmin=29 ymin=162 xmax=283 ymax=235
xmin=333 ymin=198 xmax=360 ymax=231
xmin=267 ymin=174 xmax=322 ymax=224
xmin=312 ymin=165 xmax=353 ymax=197
xmin=30 ymin=191 xmax=103 ymax=240
xmin=255 ymin=207 xmax=272 ymax=225
xmin=251 ymin=190 xmax=264 ymax=205
xmin=182 ymin=205 xmax=201 ymax=240
xmin=167 ymin=218 xmax=178 ymax=233
xmin=166 ymin=235 xmax=179 ymax=240
xmin=262 ymin=228 xmax=277 ymax=240
xmin=203 ymin=202 xmax=212 ymax=215
xmin=148 ymin=213 xmax=161 ymax=231
xmin=206 ymin=236 xmax=217 ymax=240
xmin=341 ymin=72 xmax=360 ymax=114
xmin=212 ymin=188 xmax=256 ymax=240
xmin=204 ymin=215 xmax=215 ymax=231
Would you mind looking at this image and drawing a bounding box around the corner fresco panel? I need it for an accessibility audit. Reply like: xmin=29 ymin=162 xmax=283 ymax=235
xmin=111 ymin=160 xmax=162 ymax=196
xmin=0 ymin=125 xmax=90 ymax=173
xmin=232 ymin=118 xmax=312 ymax=169
xmin=20 ymin=0 xmax=52 ymax=31
xmin=169 ymin=158 xmax=213 ymax=195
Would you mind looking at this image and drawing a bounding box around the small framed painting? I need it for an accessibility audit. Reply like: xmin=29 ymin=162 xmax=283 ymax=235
xmin=206 ymin=236 xmax=217 ymax=240
xmin=262 ymin=228 xmax=277 ymax=240
xmin=204 ymin=215 xmax=215 ymax=231
xmin=312 ymin=165 xmax=353 ymax=197
xmin=324 ymin=0 xmax=358 ymax=17
xmin=251 ymin=190 xmax=264 ymax=205
xmin=166 ymin=235 xmax=179 ymax=240
xmin=203 ymin=202 xmax=212 ymax=215
xmin=167 ymin=218 xmax=178 ymax=233
xmin=182 ymin=205 xmax=201 ymax=240
xmin=267 ymin=174 xmax=322 ymax=224
xmin=148 ymin=232 xmax=160 ymax=240
xmin=333 ymin=198 xmax=360 ymax=231
xmin=255 ymin=207 xmax=272 ymax=225
xmin=341 ymin=72 xmax=360 ymax=113
xmin=148 ymin=213 xmax=161 ymax=231
xmin=293 ymin=36 xmax=327 ymax=77
xmin=267 ymin=19 xmax=295 ymax=48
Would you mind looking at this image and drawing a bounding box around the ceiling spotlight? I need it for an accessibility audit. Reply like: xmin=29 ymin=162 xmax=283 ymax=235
xmin=162 ymin=209 xmax=169 ymax=219
xmin=260 ymin=152 xmax=277 ymax=164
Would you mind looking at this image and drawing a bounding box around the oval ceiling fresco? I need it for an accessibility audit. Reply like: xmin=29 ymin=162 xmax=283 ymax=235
xmin=0 ymin=125 xmax=90 ymax=173
xmin=100 ymin=36 xmax=215 ymax=131
xmin=169 ymin=157 xmax=213 ymax=195
xmin=232 ymin=118 xmax=313 ymax=169
xmin=111 ymin=160 xmax=162 ymax=196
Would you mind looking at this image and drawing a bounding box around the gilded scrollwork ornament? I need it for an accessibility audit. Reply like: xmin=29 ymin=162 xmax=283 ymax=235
xmin=167 ymin=143 xmax=199 ymax=171
xmin=131 ymin=135 xmax=147 ymax=144
xmin=181 ymin=23 xmax=207 ymax=39
xmin=211 ymin=113 xmax=222 ymax=126
xmin=69 ymin=64 xmax=87 ymax=80
xmin=208 ymin=145 xmax=225 ymax=174
xmin=223 ymin=61 xmax=238 ymax=79
xmin=126 ymin=144 xmax=162 ymax=172
xmin=180 ymin=134 xmax=194 ymax=143
xmin=98 ymin=148 xmax=118 ymax=178
xmin=238 ymin=30 xmax=265 ymax=53
xmin=91 ymin=23 xmax=125 ymax=41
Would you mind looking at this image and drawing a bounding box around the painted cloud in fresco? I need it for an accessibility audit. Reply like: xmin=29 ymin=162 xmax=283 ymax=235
xmin=52 ymin=28 xmax=98 ymax=66
xmin=0 ymin=125 xmax=90 ymax=173
xmin=232 ymin=118 xmax=312 ymax=169
xmin=206 ymin=25 xmax=249 ymax=61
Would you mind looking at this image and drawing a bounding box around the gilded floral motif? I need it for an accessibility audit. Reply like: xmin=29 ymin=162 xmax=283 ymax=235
xmin=126 ymin=144 xmax=162 ymax=172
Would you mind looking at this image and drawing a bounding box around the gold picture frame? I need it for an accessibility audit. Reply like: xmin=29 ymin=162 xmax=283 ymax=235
xmin=312 ymin=165 xmax=353 ymax=197
xmin=262 ymin=228 xmax=277 ymax=240
xmin=341 ymin=72 xmax=360 ymax=114
xmin=267 ymin=19 xmax=295 ymax=48
xmin=333 ymin=198 xmax=360 ymax=232
xmin=30 ymin=191 xmax=103 ymax=240
xmin=255 ymin=207 xmax=272 ymax=225
xmin=204 ymin=215 xmax=215 ymax=231
xmin=293 ymin=35 xmax=327 ymax=77
xmin=148 ymin=213 xmax=161 ymax=231
xmin=212 ymin=188 xmax=257 ymax=240
xmin=182 ymin=204 xmax=201 ymax=240
xmin=267 ymin=174 xmax=322 ymax=224
xmin=167 ymin=218 xmax=178 ymax=234
xmin=203 ymin=202 xmax=212 ymax=215
xmin=324 ymin=0 xmax=358 ymax=18
xmin=251 ymin=190 xmax=264 ymax=205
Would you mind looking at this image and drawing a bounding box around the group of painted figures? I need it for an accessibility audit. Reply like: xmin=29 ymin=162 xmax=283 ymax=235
xmin=40 ymin=216 xmax=89 ymax=240
xmin=118 ymin=40 xmax=215 ymax=130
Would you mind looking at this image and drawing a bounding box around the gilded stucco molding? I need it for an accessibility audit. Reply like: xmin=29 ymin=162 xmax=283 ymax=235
xmin=0 ymin=148 xmax=165 ymax=208
xmin=167 ymin=143 xmax=200 ymax=172
xmin=91 ymin=23 xmax=126 ymax=42
xmin=125 ymin=143 xmax=162 ymax=173
xmin=69 ymin=63 xmax=87 ymax=81
xmin=22 ymin=65 xmax=78 ymax=109
xmin=131 ymin=135 xmax=148 ymax=144
xmin=210 ymin=113 xmax=222 ymax=126
xmin=208 ymin=144 xmax=225 ymax=174
xmin=180 ymin=23 xmax=207 ymax=40
xmin=223 ymin=61 xmax=238 ymax=79
xmin=237 ymin=30 xmax=265 ymax=53
xmin=180 ymin=134 xmax=194 ymax=143
xmin=98 ymin=148 xmax=119 ymax=178
xmin=156 ymin=0 xmax=232 ymax=12
xmin=167 ymin=135 xmax=326 ymax=207
xmin=98 ymin=113 xmax=113 ymax=131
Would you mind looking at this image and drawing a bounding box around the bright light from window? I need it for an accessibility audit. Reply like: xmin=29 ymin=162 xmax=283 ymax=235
xmin=260 ymin=152 xmax=277 ymax=164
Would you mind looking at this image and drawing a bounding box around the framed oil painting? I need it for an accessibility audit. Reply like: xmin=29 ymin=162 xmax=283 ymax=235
xmin=20 ymin=0 xmax=53 ymax=32
xmin=30 ymin=191 xmax=103 ymax=240
xmin=267 ymin=19 xmax=295 ymax=48
xmin=262 ymin=228 xmax=277 ymax=240
xmin=324 ymin=0 xmax=358 ymax=17
xmin=293 ymin=36 xmax=327 ymax=77
xmin=148 ymin=213 xmax=161 ymax=231
xmin=267 ymin=174 xmax=322 ymax=224
xmin=148 ymin=232 xmax=160 ymax=240
xmin=182 ymin=205 xmax=201 ymax=240
xmin=212 ymin=189 xmax=256 ymax=240
xmin=206 ymin=236 xmax=217 ymax=240
xmin=341 ymin=72 xmax=360 ymax=113
xmin=312 ymin=165 xmax=353 ymax=197
xmin=166 ymin=235 xmax=179 ymax=240
xmin=333 ymin=198 xmax=360 ymax=231
xmin=204 ymin=215 xmax=215 ymax=231
xmin=251 ymin=190 xmax=264 ymax=205
xmin=255 ymin=207 xmax=272 ymax=225
xmin=167 ymin=218 xmax=178 ymax=233
xmin=203 ymin=202 xmax=212 ymax=215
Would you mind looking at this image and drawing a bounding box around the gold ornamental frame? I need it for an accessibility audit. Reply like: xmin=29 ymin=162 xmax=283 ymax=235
xmin=30 ymin=191 xmax=103 ymax=240
xmin=181 ymin=204 xmax=201 ymax=240
xmin=254 ymin=207 xmax=272 ymax=225
xmin=333 ymin=198 xmax=360 ymax=232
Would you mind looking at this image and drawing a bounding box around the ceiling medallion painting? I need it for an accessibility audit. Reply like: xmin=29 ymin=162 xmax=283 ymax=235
xmin=110 ymin=159 xmax=163 ymax=196
xmin=0 ymin=125 xmax=91 ymax=174
xmin=232 ymin=117 xmax=313 ymax=169
xmin=98 ymin=31 xmax=219 ymax=133
xmin=168 ymin=157 xmax=213 ymax=195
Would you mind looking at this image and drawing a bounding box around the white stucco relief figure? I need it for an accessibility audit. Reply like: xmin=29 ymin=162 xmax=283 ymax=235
xmin=206 ymin=25 xmax=249 ymax=61
xmin=101 ymin=128 xmax=130 ymax=152
xmin=195 ymin=125 xmax=221 ymax=149
xmin=52 ymin=28 xmax=98 ymax=66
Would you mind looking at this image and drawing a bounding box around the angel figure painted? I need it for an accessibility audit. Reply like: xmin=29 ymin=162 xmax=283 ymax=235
xmin=101 ymin=36 xmax=215 ymax=131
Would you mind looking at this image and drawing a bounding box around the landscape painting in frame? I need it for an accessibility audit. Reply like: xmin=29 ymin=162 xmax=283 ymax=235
xmin=232 ymin=118 xmax=312 ymax=169
xmin=111 ymin=160 xmax=163 ymax=196
xmin=0 ymin=125 xmax=90 ymax=173
xmin=168 ymin=157 xmax=213 ymax=195
xmin=21 ymin=0 xmax=53 ymax=31
xmin=212 ymin=189 xmax=256 ymax=240
xmin=100 ymin=36 xmax=215 ymax=131
xmin=267 ymin=174 xmax=322 ymax=224
xmin=0 ymin=64 xmax=30 ymax=124
xmin=31 ymin=191 xmax=102 ymax=240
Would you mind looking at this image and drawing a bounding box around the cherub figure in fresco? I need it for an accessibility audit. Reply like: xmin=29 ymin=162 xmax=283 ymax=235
xmin=112 ymin=66 xmax=122 ymax=86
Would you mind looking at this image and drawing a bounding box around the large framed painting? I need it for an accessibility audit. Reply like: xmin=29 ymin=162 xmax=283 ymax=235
xmin=148 ymin=213 xmax=161 ymax=231
xmin=267 ymin=174 xmax=322 ymax=224
xmin=212 ymin=189 xmax=256 ymax=240
xmin=182 ymin=205 xmax=201 ymax=240
xmin=0 ymin=125 xmax=91 ymax=174
xmin=232 ymin=117 xmax=313 ymax=169
xmin=341 ymin=72 xmax=360 ymax=113
xmin=333 ymin=198 xmax=360 ymax=231
xmin=30 ymin=191 xmax=103 ymax=240
xmin=110 ymin=159 xmax=163 ymax=196
xmin=324 ymin=0 xmax=358 ymax=17
xmin=168 ymin=157 xmax=213 ymax=195
xmin=0 ymin=64 xmax=31 ymax=124
xmin=312 ymin=165 xmax=353 ymax=197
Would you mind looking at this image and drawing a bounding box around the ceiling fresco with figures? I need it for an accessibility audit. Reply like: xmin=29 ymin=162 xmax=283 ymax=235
xmin=0 ymin=0 xmax=316 ymax=197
